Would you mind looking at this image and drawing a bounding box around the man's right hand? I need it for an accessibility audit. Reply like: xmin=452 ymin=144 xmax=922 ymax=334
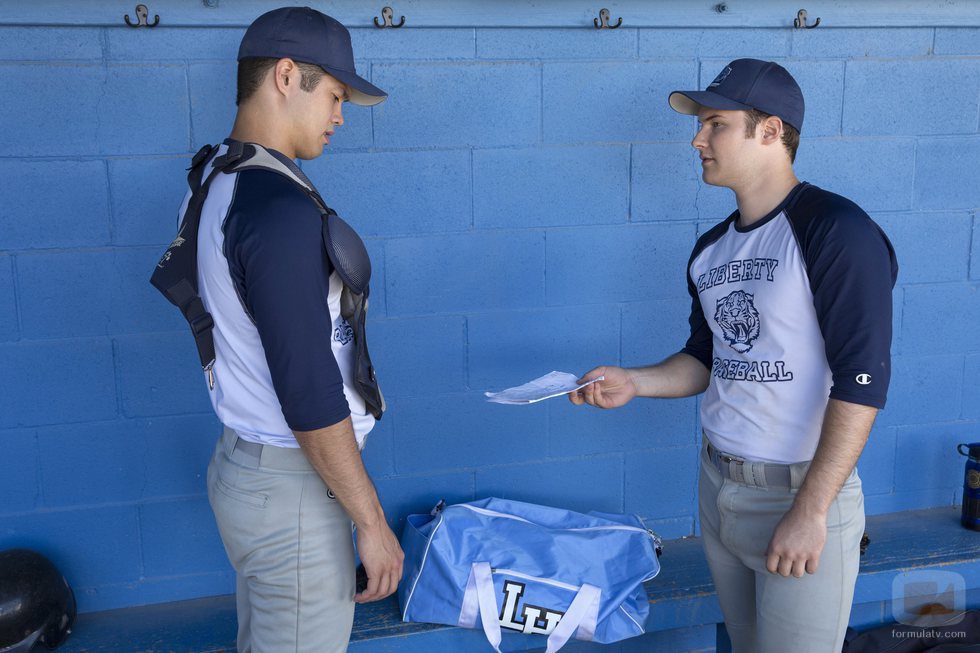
xmin=568 ymin=365 xmax=638 ymax=409
xmin=354 ymin=521 xmax=404 ymax=603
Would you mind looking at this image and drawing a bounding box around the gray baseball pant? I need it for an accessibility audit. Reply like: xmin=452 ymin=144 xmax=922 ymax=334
xmin=699 ymin=441 xmax=865 ymax=653
xmin=207 ymin=426 xmax=356 ymax=653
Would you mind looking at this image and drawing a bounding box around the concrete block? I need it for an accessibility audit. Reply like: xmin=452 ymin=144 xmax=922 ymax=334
xmin=361 ymin=412 xmax=394 ymax=478
xmin=794 ymin=138 xmax=914 ymax=212
xmin=468 ymin=305 xmax=620 ymax=390
xmin=857 ymin=426 xmax=896 ymax=496
xmin=934 ymin=28 xmax=980 ymax=55
xmin=474 ymin=455 xmax=624 ymax=516
xmin=108 ymin=26 xmax=243 ymax=61
xmin=964 ymin=355 xmax=980 ymax=420
xmin=364 ymin=238 xmax=386 ymax=316
xmin=16 ymin=248 xmax=182 ymax=339
xmin=843 ymin=60 xmax=980 ymax=136
xmin=0 ymin=27 xmax=103 ymax=60
xmin=0 ymin=506 xmax=141 ymax=588
xmin=304 ymin=149 xmax=471 ymax=236
xmin=392 ymin=393 xmax=546 ymax=473
xmin=99 ymin=65 xmax=191 ymax=155
xmin=372 ymin=469 xmax=475 ymax=531
xmin=901 ymin=284 xmax=979 ymax=355
xmin=373 ymin=63 xmax=540 ymax=148
xmin=141 ymin=413 xmax=222 ymax=498
xmin=109 ymin=157 xmax=189 ymax=246
xmin=546 ymin=224 xmax=694 ymax=305
xmin=873 ymin=212 xmax=971 ymax=284
xmin=0 ymin=64 xmax=100 ymax=156
xmin=640 ymin=28 xmax=789 ymax=58
xmin=386 ymin=231 xmax=544 ymax=315
xmin=0 ymin=257 xmax=17 ymax=341
xmin=544 ymin=61 xmax=696 ymax=144
xmin=351 ymin=28 xmax=475 ymax=59
xmin=624 ymin=445 xmax=698 ymax=519
xmin=369 ymin=315 xmax=466 ymax=396
xmin=973 ymin=214 xmax=980 ymax=282
xmin=474 ymin=145 xmax=628 ymax=228
xmin=141 ymin=496 xmax=228 ymax=576
xmin=0 ymin=429 xmax=39 ymax=514
xmin=111 ymin=246 xmax=186 ymax=333
xmin=188 ymin=63 xmax=239 ymax=150
xmin=632 ymin=142 xmax=733 ymax=222
xmin=16 ymin=250 xmax=114 ymax=339
xmin=37 ymin=421 xmax=146 ymax=507
xmin=0 ymin=159 xmax=110 ymax=249
xmin=479 ymin=28 xmax=636 ymax=59
xmin=894 ymin=422 xmax=978 ymax=492
xmin=914 ymin=137 xmax=980 ymax=211
xmin=621 ymin=298 xmax=695 ymax=367
xmin=0 ymin=339 xmax=117 ymax=428
xmin=548 ymin=395 xmax=697 ymax=456
xmin=876 ymin=355 xmax=962 ymax=427
xmin=114 ymin=332 xmax=213 ymax=417
xmin=792 ymin=28 xmax=933 ymax=57
xmin=784 ymin=60 xmax=845 ymax=137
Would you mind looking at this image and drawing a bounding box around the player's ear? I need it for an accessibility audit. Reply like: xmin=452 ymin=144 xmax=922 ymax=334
xmin=761 ymin=115 xmax=783 ymax=144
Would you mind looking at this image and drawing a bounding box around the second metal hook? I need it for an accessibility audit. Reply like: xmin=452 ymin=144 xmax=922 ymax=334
xmin=793 ymin=9 xmax=821 ymax=29
xmin=124 ymin=4 xmax=160 ymax=27
xmin=374 ymin=7 xmax=405 ymax=28
xmin=594 ymin=8 xmax=623 ymax=29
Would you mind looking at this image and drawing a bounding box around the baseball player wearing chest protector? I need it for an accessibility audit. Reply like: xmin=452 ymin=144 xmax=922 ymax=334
xmin=571 ymin=59 xmax=898 ymax=653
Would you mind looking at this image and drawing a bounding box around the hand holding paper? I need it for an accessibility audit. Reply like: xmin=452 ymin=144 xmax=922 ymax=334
xmin=485 ymin=371 xmax=604 ymax=405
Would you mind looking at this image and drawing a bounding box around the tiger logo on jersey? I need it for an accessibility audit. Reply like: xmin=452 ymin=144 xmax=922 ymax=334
xmin=715 ymin=290 xmax=761 ymax=353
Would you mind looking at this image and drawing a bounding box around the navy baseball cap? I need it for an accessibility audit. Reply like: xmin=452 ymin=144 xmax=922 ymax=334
xmin=239 ymin=6 xmax=387 ymax=106
xmin=669 ymin=59 xmax=804 ymax=133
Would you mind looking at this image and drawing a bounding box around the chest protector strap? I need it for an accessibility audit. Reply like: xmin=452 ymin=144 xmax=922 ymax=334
xmin=149 ymin=141 xmax=385 ymax=420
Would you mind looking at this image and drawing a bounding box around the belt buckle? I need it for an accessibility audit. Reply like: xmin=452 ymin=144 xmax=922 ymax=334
xmin=720 ymin=453 xmax=744 ymax=466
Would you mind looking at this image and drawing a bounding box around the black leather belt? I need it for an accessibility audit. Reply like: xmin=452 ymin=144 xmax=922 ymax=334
xmin=705 ymin=441 xmax=795 ymax=489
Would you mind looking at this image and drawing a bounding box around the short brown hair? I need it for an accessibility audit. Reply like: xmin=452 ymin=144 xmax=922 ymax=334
xmin=236 ymin=57 xmax=327 ymax=106
xmin=744 ymin=109 xmax=800 ymax=163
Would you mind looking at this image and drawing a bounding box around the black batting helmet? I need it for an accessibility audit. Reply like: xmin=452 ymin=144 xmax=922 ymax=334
xmin=0 ymin=549 xmax=76 ymax=652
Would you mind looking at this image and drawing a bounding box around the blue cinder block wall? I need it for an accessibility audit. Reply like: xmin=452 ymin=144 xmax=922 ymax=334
xmin=1 ymin=0 xmax=978 ymax=616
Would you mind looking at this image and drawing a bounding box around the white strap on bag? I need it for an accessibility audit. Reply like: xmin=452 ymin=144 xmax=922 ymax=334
xmin=458 ymin=562 xmax=601 ymax=653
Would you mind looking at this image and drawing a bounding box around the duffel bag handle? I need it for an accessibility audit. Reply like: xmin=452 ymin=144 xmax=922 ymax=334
xmin=460 ymin=562 xmax=601 ymax=653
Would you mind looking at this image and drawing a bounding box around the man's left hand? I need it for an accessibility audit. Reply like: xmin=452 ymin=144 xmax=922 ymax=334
xmin=765 ymin=507 xmax=827 ymax=577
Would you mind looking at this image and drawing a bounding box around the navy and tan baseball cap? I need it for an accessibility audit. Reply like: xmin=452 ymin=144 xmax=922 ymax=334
xmin=239 ymin=6 xmax=387 ymax=106
xmin=669 ymin=59 xmax=804 ymax=133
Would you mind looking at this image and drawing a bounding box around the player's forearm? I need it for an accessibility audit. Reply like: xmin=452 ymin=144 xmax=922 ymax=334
xmin=629 ymin=352 xmax=711 ymax=398
xmin=792 ymin=398 xmax=877 ymax=516
xmin=293 ymin=417 xmax=387 ymax=531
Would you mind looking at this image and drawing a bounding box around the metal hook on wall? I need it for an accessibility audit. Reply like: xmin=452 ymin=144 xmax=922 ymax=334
xmin=793 ymin=9 xmax=820 ymax=29
xmin=124 ymin=4 xmax=160 ymax=27
xmin=593 ymin=8 xmax=623 ymax=29
xmin=374 ymin=7 xmax=405 ymax=28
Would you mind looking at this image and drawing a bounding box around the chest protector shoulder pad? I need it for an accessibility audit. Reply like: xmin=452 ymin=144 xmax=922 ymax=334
xmin=149 ymin=141 xmax=385 ymax=420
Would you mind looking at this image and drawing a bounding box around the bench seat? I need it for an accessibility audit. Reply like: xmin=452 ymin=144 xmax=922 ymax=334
xmin=58 ymin=507 xmax=980 ymax=653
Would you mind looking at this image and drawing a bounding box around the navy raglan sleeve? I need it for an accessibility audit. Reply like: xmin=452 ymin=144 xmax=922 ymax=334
xmin=225 ymin=170 xmax=351 ymax=431
xmin=794 ymin=194 xmax=898 ymax=408
xmin=681 ymin=220 xmax=734 ymax=369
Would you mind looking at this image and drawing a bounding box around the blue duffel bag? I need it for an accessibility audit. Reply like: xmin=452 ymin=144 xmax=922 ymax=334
xmin=397 ymin=497 xmax=662 ymax=653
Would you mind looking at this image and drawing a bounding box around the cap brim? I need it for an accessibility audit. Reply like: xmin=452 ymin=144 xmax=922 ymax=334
xmin=668 ymin=90 xmax=752 ymax=116
xmin=324 ymin=66 xmax=387 ymax=106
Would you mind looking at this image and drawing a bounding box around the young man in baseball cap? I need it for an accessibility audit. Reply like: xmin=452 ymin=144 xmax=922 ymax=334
xmin=572 ymin=59 xmax=897 ymax=652
xmin=179 ymin=7 xmax=401 ymax=652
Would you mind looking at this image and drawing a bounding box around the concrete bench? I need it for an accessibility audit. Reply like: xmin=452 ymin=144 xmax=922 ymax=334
xmin=58 ymin=507 xmax=980 ymax=653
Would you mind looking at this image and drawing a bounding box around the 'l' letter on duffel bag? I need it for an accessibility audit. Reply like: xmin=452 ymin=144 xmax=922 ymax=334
xmin=397 ymin=497 xmax=663 ymax=653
